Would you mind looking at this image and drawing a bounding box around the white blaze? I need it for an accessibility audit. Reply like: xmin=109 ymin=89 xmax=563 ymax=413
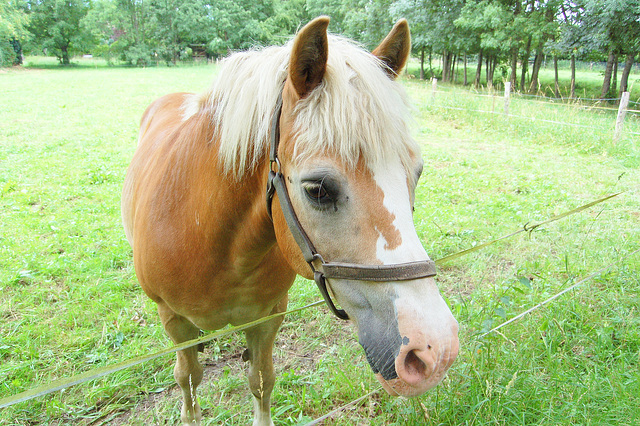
xmin=372 ymin=160 xmax=429 ymax=265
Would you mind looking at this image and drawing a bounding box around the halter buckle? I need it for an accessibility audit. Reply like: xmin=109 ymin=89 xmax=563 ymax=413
xmin=270 ymin=157 xmax=281 ymax=174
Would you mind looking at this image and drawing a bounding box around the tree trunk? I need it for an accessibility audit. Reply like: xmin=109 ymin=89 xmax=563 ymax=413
xmin=601 ymin=50 xmax=616 ymax=99
xmin=485 ymin=55 xmax=497 ymax=89
xmin=520 ymin=35 xmax=532 ymax=91
xmin=10 ymin=38 xmax=23 ymax=65
xmin=510 ymin=46 xmax=518 ymax=91
xmin=442 ymin=50 xmax=448 ymax=82
xmin=451 ymin=54 xmax=457 ymax=83
xmin=570 ymin=51 xmax=576 ymax=98
xmin=510 ymin=0 xmax=521 ymax=91
xmin=528 ymin=41 xmax=544 ymax=93
xmin=475 ymin=51 xmax=483 ymax=88
xmin=612 ymin=56 xmax=618 ymax=94
xmin=420 ymin=47 xmax=425 ymax=80
xmin=491 ymin=55 xmax=498 ymax=84
xmin=492 ymin=57 xmax=497 ymax=83
xmin=61 ymin=45 xmax=70 ymax=65
xmin=620 ymin=52 xmax=636 ymax=94
xmin=463 ymin=53 xmax=468 ymax=86
xmin=554 ymin=54 xmax=560 ymax=97
xmin=485 ymin=56 xmax=491 ymax=88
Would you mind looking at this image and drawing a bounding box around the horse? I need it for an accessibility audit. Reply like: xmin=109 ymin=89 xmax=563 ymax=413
xmin=121 ymin=16 xmax=459 ymax=425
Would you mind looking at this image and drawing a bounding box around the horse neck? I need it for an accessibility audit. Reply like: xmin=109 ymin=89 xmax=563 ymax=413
xmin=226 ymin=161 xmax=279 ymax=265
xmin=175 ymin=108 xmax=279 ymax=271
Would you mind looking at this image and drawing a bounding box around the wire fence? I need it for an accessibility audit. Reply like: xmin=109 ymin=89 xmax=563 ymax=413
xmin=435 ymin=105 xmax=602 ymax=130
xmin=1 ymin=193 xmax=634 ymax=425
xmin=431 ymin=81 xmax=639 ymax=106
xmin=301 ymin=248 xmax=639 ymax=425
xmin=426 ymin=80 xmax=640 ymax=139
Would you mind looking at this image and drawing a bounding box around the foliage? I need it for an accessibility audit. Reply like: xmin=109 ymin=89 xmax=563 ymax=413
xmin=455 ymin=0 xmax=512 ymax=54
xmin=80 ymin=0 xmax=300 ymax=65
xmin=25 ymin=0 xmax=93 ymax=65
xmin=391 ymin=0 xmax=463 ymax=53
xmin=9 ymin=0 xmax=640 ymax=103
xmin=579 ymin=0 xmax=640 ymax=54
xmin=0 ymin=0 xmax=30 ymax=66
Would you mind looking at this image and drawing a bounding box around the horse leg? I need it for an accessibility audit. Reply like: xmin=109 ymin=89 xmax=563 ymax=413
xmin=157 ymin=301 xmax=204 ymax=425
xmin=244 ymin=296 xmax=288 ymax=426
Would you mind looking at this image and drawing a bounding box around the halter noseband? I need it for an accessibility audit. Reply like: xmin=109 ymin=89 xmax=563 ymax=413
xmin=266 ymin=93 xmax=437 ymax=320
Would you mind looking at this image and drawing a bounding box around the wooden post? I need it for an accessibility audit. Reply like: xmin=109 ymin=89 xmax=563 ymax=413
xmin=504 ymin=81 xmax=511 ymax=116
xmin=432 ymin=77 xmax=438 ymax=99
xmin=613 ymin=91 xmax=631 ymax=144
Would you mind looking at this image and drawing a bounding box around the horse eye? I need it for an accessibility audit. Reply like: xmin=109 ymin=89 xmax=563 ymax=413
xmin=304 ymin=182 xmax=329 ymax=202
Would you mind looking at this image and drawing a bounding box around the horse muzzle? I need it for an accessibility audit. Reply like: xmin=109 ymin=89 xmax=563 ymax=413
xmin=376 ymin=318 xmax=459 ymax=397
xmin=349 ymin=279 xmax=459 ymax=397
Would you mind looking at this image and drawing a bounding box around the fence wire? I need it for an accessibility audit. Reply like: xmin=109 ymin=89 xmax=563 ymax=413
xmin=429 ymin=87 xmax=640 ymax=137
xmin=301 ymin=246 xmax=639 ymax=425
xmin=0 ymin=193 xmax=626 ymax=422
xmin=430 ymin=83 xmax=632 ymax=106
xmin=435 ymin=104 xmax=604 ymax=131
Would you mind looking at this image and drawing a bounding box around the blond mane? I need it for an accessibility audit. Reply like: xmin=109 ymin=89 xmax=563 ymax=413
xmin=183 ymin=35 xmax=419 ymax=179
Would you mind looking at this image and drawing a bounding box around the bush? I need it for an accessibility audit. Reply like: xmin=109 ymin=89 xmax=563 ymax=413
xmin=123 ymin=43 xmax=153 ymax=67
xmin=0 ymin=38 xmax=22 ymax=67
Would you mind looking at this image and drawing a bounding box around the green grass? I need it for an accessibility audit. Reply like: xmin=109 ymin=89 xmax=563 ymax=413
xmin=1 ymin=59 xmax=639 ymax=425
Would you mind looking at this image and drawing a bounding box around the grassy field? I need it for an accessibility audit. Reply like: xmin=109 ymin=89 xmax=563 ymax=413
xmin=0 ymin=57 xmax=639 ymax=425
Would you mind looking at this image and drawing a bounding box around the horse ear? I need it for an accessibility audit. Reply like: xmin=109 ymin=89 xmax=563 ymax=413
xmin=372 ymin=19 xmax=411 ymax=78
xmin=289 ymin=16 xmax=330 ymax=98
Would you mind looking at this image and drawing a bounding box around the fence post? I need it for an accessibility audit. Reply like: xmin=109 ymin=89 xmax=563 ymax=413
xmin=613 ymin=91 xmax=630 ymax=144
xmin=504 ymin=82 xmax=511 ymax=116
xmin=431 ymin=78 xmax=438 ymax=99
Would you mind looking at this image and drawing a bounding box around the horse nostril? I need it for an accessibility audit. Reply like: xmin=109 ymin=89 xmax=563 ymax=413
xmin=404 ymin=349 xmax=427 ymax=378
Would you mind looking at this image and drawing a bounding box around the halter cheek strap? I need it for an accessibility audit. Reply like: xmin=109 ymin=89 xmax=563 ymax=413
xmin=266 ymin=93 xmax=437 ymax=320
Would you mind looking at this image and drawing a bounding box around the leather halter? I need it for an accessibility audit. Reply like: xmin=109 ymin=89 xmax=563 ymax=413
xmin=266 ymin=93 xmax=437 ymax=320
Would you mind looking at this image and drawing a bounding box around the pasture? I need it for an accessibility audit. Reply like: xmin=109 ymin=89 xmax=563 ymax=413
xmin=1 ymin=59 xmax=639 ymax=425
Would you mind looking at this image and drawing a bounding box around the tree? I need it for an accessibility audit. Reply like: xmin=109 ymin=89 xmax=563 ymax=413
xmin=391 ymin=0 xmax=464 ymax=82
xmin=27 ymin=0 xmax=92 ymax=64
xmin=456 ymin=0 xmax=512 ymax=88
xmin=556 ymin=1 xmax=586 ymax=98
xmin=391 ymin=0 xmax=431 ymax=78
xmin=578 ymin=0 xmax=640 ymax=99
xmin=262 ymin=0 xmax=311 ymax=44
xmin=1 ymin=0 xmax=30 ymax=66
xmin=526 ymin=1 xmax=560 ymax=93
xmin=84 ymin=0 xmax=277 ymax=65
xmin=198 ymin=0 xmax=277 ymax=57
xmin=341 ymin=0 xmax=395 ymax=49
xmin=80 ymin=0 xmax=120 ymax=62
xmin=601 ymin=0 xmax=640 ymax=97
xmin=306 ymin=0 xmax=348 ymax=34
xmin=149 ymin=0 xmax=183 ymax=63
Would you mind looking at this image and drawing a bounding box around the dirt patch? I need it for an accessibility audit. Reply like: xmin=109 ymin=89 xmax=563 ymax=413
xmin=94 ymin=312 xmax=356 ymax=425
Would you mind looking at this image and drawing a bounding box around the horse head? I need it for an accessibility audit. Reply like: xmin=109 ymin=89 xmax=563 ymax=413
xmin=271 ymin=17 xmax=459 ymax=397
